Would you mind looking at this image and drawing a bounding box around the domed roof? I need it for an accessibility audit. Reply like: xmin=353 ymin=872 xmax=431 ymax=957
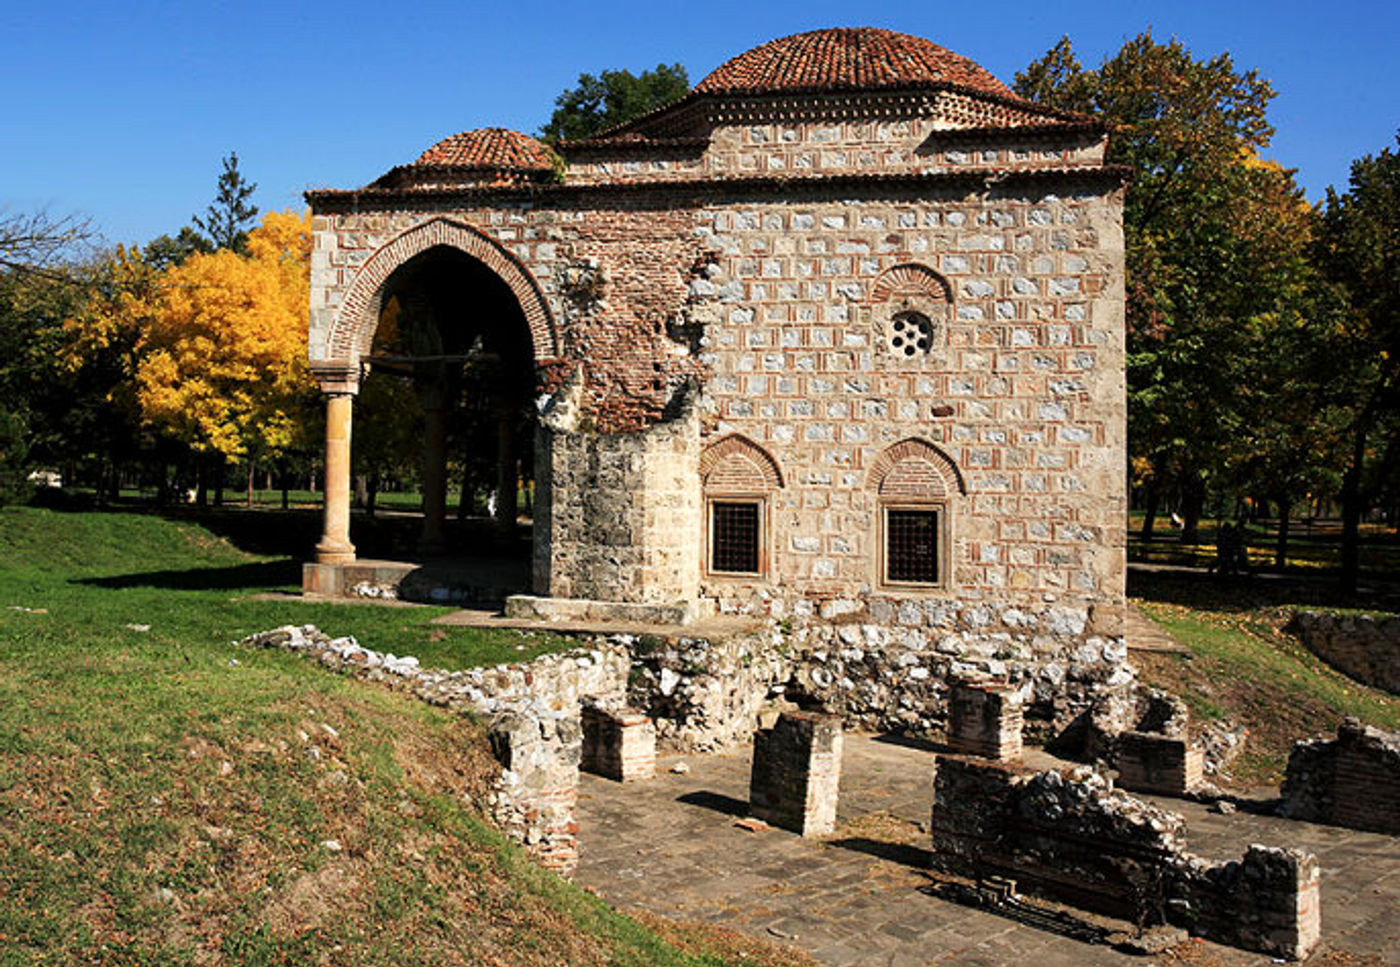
xmin=695 ymin=28 xmax=1014 ymax=99
xmin=412 ymin=128 xmax=555 ymax=171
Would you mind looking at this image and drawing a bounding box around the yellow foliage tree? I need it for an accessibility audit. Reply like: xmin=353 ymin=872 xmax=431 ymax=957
xmin=132 ymin=210 xmax=314 ymax=460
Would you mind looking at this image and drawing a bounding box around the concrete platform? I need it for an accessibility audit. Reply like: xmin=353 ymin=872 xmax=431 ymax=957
xmin=301 ymin=555 xmax=529 ymax=604
xmin=431 ymin=606 xmax=762 ymax=640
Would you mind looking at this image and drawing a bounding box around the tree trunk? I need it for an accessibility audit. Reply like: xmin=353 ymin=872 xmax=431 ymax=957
xmin=354 ymin=474 xmax=369 ymax=509
xmin=366 ymin=474 xmax=378 ymax=518
xmin=1140 ymin=478 xmax=1160 ymax=543
xmin=195 ymin=456 xmax=208 ymax=507
xmin=245 ymin=461 xmax=255 ymax=508
xmin=1179 ymin=479 xmax=1205 ymax=546
xmin=213 ymin=455 xmax=224 ymax=507
xmin=1274 ymin=493 xmax=1291 ymax=571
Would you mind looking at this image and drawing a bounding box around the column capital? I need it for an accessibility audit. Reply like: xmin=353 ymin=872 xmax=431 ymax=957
xmin=310 ymin=361 xmax=360 ymax=396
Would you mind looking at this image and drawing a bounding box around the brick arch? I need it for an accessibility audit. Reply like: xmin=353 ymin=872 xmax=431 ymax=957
xmin=700 ymin=434 xmax=784 ymax=491
xmin=867 ymin=438 xmax=965 ymax=499
xmin=869 ymin=263 xmax=952 ymax=304
xmin=324 ymin=217 xmax=559 ymax=366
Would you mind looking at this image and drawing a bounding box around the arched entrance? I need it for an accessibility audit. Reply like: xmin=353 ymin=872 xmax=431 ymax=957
xmin=308 ymin=219 xmax=557 ymax=589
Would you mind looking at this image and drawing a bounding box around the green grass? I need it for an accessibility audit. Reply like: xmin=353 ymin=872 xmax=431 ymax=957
xmin=1132 ymin=592 xmax=1400 ymax=783
xmin=0 ymin=506 xmax=807 ymax=967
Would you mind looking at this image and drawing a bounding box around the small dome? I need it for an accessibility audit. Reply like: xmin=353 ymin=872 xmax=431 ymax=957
xmin=413 ymin=128 xmax=556 ymax=172
xmin=695 ymin=27 xmax=1014 ymax=99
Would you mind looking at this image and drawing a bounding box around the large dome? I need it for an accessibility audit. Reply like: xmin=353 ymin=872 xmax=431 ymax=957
xmin=695 ymin=27 xmax=1014 ymax=99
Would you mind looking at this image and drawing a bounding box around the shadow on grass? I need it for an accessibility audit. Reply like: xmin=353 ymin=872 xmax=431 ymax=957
xmin=1128 ymin=566 xmax=1400 ymax=615
xmin=75 ymin=559 xmax=302 ymax=592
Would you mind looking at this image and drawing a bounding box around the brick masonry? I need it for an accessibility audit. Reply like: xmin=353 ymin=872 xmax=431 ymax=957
xmin=1280 ymin=718 xmax=1400 ymax=835
xmin=1114 ymin=731 xmax=1203 ymax=796
xmin=749 ymin=710 xmax=843 ymax=836
xmin=581 ymin=702 xmax=657 ymax=783
xmin=946 ymin=680 xmax=1023 ymax=760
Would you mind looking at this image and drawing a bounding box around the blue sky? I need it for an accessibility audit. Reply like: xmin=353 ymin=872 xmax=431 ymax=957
xmin=3 ymin=0 xmax=1395 ymax=247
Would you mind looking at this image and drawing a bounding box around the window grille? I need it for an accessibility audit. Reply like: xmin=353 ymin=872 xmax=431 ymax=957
xmin=711 ymin=501 xmax=760 ymax=574
xmin=886 ymin=508 xmax=940 ymax=583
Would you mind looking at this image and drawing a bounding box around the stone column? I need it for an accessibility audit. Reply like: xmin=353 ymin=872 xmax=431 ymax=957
xmin=315 ymin=388 xmax=357 ymax=565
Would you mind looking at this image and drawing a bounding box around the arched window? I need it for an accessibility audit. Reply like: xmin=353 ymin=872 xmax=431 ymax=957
xmin=867 ymin=439 xmax=964 ymax=588
xmin=699 ymin=435 xmax=782 ymax=578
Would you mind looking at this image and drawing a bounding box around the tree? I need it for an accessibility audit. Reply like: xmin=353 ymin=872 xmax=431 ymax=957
xmin=539 ymin=63 xmax=689 ymax=143
xmin=1314 ymin=135 xmax=1400 ymax=590
xmin=1016 ymin=34 xmax=1303 ymax=544
xmin=0 ymin=210 xmax=92 ymax=273
xmin=128 ymin=211 xmax=316 ymax=481
xmin=193 ymin=152 xmax=259 ymax=253
xmin=143 ymin=226 xmax=213 ymax=270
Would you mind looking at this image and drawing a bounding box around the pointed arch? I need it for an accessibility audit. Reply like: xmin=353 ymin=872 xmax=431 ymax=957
xmin=869 ymin=262 xmax=952 ymax=305
xmin=700 ymin=434 xmax=784 ymax=492
xmin=323 ymin=217 xmax=559 ymax=366
xmin=866 ymin=438 xmax=965 ymax=499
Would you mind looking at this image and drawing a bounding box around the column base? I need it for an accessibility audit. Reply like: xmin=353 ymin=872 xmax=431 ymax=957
xmin=315 ymin=540 xmax=356 ymax=566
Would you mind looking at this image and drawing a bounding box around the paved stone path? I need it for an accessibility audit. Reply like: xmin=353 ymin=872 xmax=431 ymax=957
xmin=1124 ymin=603 xmax=1190 ymax=655
xmin=576 ymin=734 xmax=1399 ymax=966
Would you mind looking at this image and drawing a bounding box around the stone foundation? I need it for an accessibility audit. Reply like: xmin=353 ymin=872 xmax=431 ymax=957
xmin=931 ymin=756 xmax=1320 ymax=960
xmin=947 ymin=681 xmax=1022 ymax=760
xmin=749 ymin=711 xmax=843 ymax=836
xmin=1289 ymin=611 xmax=1400 ymax=695
xmin=1280 ymin=718 xmax=1400 ymax=834
xmin=581 ymin=702 xmax=656 ymax=782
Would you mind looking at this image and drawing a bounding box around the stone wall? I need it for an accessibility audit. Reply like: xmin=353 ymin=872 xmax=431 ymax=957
xmin=533 ymin=376 xmax=702 ymax=605
xmin=1280 ymin=718 xmax=1400 ymax=835
xmin=1289 ymin=611 xmax=1400 ymax=695
xmin=786 ymin=604 xmax=1132 ymax=738
xmin=488 ymin=712 xmax=581 ymax=875
xmin=931 ymin=756 xmax=1320 ymax=960
xmin=307 ymin=167 xmax=1125 ymax=634
xmin=626 ymin=630 xmax=794 ymax=752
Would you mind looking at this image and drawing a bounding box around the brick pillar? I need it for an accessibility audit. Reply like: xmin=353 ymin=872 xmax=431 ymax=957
xmin=581 ymin=704 xmax=656 ymax=782
xmin=947 ymin=682 xmax=1023 ymax=761
xmin=1115 ymin=732 xmax=1203 ymax=796
xmin=749 ymin=711 xmax=842 ymax=836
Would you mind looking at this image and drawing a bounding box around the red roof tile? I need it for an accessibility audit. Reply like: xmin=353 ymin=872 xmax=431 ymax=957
xmin=413 ymin=128 xmax=555 ymax=171
xmin=695 ymin=28 xmax=1014 ymax=99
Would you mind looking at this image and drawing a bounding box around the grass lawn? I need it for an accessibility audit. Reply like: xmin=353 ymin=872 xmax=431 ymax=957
xmin=0 ymin=506 xmax=810 ymax=967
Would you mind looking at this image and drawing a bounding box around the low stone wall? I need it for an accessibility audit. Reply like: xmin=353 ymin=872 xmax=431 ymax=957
xmin=235 ymin=626 xmax=629 ymax=875
xmin=786 ymin=604 xmax=1133 ymax=740
xmin=946 ymin=681 xmax=1023 ymax=761
xmin=1280 ymin=718 xmax=1400 ymax=834
xmin=626 ymin=631 xmax=793 ymax=752
xmin=931 ymin=756 xmax=1320 ymax=960
xmin=489 ymin=712 xmax=582 ymax=875
xmin=1289 ymin=611 xmax=1400 ymax=694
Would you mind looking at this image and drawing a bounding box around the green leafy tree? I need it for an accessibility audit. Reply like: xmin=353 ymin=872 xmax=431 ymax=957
xmin=193 ymin=152 xmax=259 ymax=253
xmin=1016 ymin=34 xmax=1297 ymax=543
xmin=539 ymin=63 xmax=689 ymax=143
xmin=143 ymin=226 xmax=213 ymax=270
xmin=1314 ymin=135 xmax=1400 ymax=589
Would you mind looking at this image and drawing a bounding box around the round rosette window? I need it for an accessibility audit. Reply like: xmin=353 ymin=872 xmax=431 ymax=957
xmin=889 ymin=311 xmax=935 ymax=357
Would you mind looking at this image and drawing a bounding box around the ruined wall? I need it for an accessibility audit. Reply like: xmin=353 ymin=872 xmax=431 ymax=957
xmin=1280 ymin=718 xmax=1400 ymax=835
xmin=1289 ymin=611 xmax=1400 ymax=695
xmin=931 ymin=756 xmax=1321 ymax=960
xmin=533 ymin=379 xmax=702 ymax=604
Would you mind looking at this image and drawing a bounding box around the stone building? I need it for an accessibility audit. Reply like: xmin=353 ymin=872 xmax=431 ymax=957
xmin=302 ymin=27 xmax=1127 ymax=644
